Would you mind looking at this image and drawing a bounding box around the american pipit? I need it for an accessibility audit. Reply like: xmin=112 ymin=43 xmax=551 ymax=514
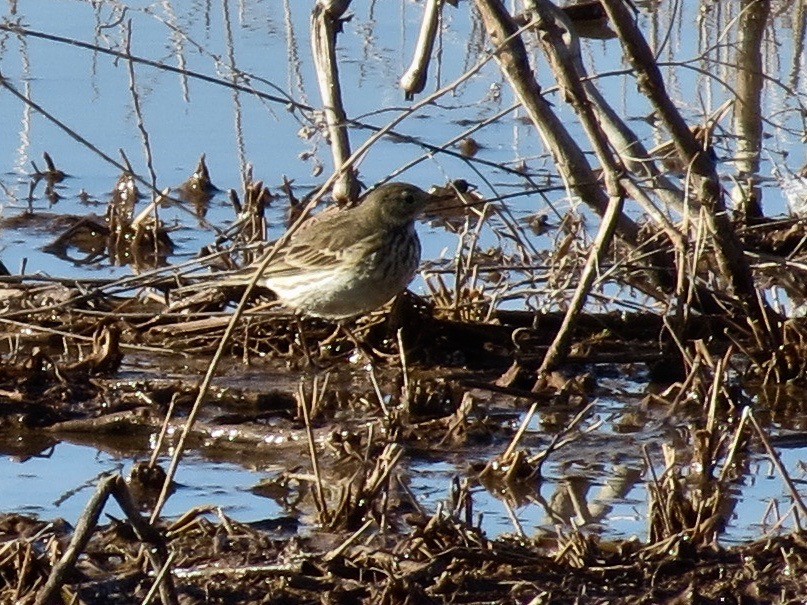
xmin=238 ymin=182 xmax=442 ymax=320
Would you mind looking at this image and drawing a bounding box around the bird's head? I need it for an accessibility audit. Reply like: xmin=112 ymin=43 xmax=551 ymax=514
xmin=363 ymin=182 xmax=447 ymax=228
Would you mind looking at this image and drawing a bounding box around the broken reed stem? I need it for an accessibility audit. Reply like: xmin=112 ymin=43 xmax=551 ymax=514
xmin=141 ymin=551 xmax=177 ymax=605
xmin=705 ymin=357 xmax=723 ymax=435
xmin=368 ymin=364 xmax=391 ymax=416
xmin=299 ymin=379 xmax=330 ymax=522
xmin=148 ymin=392 xmax=179 ymax=469
xmin=397 ymin=328 xmax=411 ymax=403
xmin=124 ymin=20 xmax=158 ymax=195
xmin=323 ymin=519 xmax=374 ymax=562
xmin=501 ymin=400 xmax=539 ymax=461
xmin=366 ymin=444 xmax=404 ymax=500
xmin=642 ymin=443 xmax=672 ymax=542
xmin=452 ymin=223 xmax=468 ymax=313
xmin=763 ymin=502 xmax=797 ymax=537
xmin=502 ymin=498 xmax=527 ymax=537
xmin=539 ymin=193 xmax=625 ymax=374
xmin=717 ymin=406 xmax=750 ymax=483
xmin=746 ymin=409 xmax=807 ymax=522
xmin=527 ymin=402 xmax=597 ymax=477
xmin=461 ymin=202 xmax=494 ymax=296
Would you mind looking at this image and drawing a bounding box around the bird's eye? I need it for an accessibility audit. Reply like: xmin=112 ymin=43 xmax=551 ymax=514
xmin=402 ymin=191 xmax=415 ymax=204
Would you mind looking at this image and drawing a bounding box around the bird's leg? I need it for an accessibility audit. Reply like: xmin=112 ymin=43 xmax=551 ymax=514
xmin=293 ymin=315 xmax=316 ymax=367
xmin=316 ymin=322 xmax=375 ymax=362
xmin=310 ymin=311 xmax=414 ymax=364
xmin=337 ymin=322 xmax=386 ymax=365
xmin=319 ymin=323 xmax=345 ymax=348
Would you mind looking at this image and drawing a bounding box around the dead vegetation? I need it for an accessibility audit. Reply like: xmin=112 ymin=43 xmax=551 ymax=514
xmin=1 ymin=0 xmax=807 ymax=603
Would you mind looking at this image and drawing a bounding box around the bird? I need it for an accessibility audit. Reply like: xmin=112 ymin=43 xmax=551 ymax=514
xmin=232 ymin=182 xmax=443 ymax=320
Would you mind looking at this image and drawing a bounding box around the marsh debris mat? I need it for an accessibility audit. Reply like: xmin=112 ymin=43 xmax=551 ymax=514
xmin=3 ymin=507 xmax=807 ymax=604
xmin=2 ymin=276 xmax=807 ymax=603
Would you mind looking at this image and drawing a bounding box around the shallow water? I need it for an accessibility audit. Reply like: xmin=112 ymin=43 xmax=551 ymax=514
xmin=1 ymin=0 xmax=807 ymax=545
xmin=4 ymin=381 xmax=804 ymax=545
xmin=1 ymin=1 xmax=802 ymax=278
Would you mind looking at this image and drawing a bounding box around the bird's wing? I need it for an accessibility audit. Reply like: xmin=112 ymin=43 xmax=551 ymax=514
xmin=260 ymin=210 xmax=377 ymax=277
